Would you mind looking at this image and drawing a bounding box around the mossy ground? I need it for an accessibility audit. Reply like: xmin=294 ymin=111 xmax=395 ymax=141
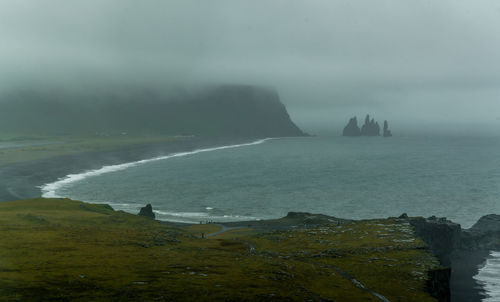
xmin=0 ymin=199 xmax=439 ymax=301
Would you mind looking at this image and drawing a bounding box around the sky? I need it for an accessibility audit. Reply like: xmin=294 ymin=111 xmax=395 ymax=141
xmin=1 ymin=0 xmax=500 ymax=134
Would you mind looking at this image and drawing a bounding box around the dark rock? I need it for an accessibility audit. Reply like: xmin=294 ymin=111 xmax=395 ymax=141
xmin=285 ymin=212 xmax=310 ymax=218
xmin=342 ymin=117 xmax=361 ymax=136
xmin=360 ymin=115 xmax=381 ymax=136
xmin=427 ymin=268 xmax=451 ymax=302
xmin=470 ymin=214 xmax=500 ymax=233
xmin=0 ymin=85 xmax=308 ymax=138
xmin=383 ymin=120 xmax=392 ymax=137
xmin=343 ymin=115 xmax=392 ymax=137
xmin=398 ymin=213 xmax=408 ymax=219
xmin=138 ymin=204 xmax=155 ymax=219
xmin=409 ymin=217 xmax=461 ymax=266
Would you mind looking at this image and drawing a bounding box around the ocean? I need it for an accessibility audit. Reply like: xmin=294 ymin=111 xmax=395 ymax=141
xmin=40 ymin=135 xmax=500 ymax=300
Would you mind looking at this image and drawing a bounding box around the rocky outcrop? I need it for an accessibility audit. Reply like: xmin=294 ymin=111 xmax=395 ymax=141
xmin=410 ymin=214 xmax=500 ymax=260
xmin=409 ymin=216 xmax=461 ymax=266
xmin=138 ymin=204 xmax=155 ymax=219
xmin=342 ymin=117 xmax=361 ymax=136
xmin=407 ymin=214 xmax=500 ymax=302
xmin=470 ymin=214 xmax=500 ymax=233
xmin=193 ymin=85 xmax=307 ymax=138
xmin=460 ymin=214 xmax=500 ymax=252
xmin=360 ymin=115 xmax=380 ymax=136
xmin=383 ymin=120 xmax=392 ymax=137
xmin=343 ymin=115 xmax=391 ymax=137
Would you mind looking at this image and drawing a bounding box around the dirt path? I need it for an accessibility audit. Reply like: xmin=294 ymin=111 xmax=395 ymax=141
xmin=205 ymin=224 xmax=243 ymax=237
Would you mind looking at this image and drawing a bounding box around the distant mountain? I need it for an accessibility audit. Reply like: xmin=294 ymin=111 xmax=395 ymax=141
xmin=0 ymin=85 xmax=306 ymax=138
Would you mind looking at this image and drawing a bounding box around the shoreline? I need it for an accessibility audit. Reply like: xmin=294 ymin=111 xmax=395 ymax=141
xmin=40 ymin=138 xmax=272 ymax=199
xmin=0 ymin=198 xmax=441 ymax=301
xmin=0 ymin=136 xmax=261 ymax=202
xmin=0 ymin=135 xmax=495 ymax=301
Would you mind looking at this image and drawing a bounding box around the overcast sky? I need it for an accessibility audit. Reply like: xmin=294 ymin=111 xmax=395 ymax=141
xmin=1 ymin=0 xmax=500 ymax=133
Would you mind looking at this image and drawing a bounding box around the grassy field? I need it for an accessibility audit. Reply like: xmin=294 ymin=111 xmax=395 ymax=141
xmin=0 ymin=198 xmax=440 ymax=301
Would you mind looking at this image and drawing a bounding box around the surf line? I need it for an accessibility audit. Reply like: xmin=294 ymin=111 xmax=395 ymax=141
xmin=40 ymin=138 xmax=274 ymax=198
xmin=473 ymin=251 xmax=500 ymax=302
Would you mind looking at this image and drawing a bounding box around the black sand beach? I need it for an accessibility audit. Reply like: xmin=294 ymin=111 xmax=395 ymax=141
xmin=0 ymin=137 xmax=251 ymax=201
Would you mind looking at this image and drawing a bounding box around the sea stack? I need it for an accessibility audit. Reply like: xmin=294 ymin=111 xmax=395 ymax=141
xmin=342 ymin=115 xmax=392 ymax=137
xmin=360 ymin=115 xmax=380 ymax=136
xmin=383 ymin=120 xmax=393 ymax=137
xmin=138 ymin=204 xmax=155 ymax=219
xmin=342 ymin=117 xmax=361 ymax=136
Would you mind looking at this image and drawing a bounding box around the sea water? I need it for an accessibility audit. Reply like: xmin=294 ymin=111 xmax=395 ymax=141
xmin=41 ymin=135 xmax=500 ymax=227
xmin=40 ymin=135 xmax=500 ymax=300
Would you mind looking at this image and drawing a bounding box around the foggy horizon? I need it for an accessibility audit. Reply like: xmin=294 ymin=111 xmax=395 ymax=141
xmin=1 ymin=0 xmax=500 ymax=134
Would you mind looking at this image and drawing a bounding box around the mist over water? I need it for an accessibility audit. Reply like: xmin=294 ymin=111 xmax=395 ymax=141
xmin=2 ymin=1 xmax=500 ymax=132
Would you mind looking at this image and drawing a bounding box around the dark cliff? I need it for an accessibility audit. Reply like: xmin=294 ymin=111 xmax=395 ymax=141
xmin=409 ymin=216 xmax=461 ymax=267
xmin=408 ymin=214 xmax=500 ymax=302
xmin=0 ymin=85 xmax=306 ymax=138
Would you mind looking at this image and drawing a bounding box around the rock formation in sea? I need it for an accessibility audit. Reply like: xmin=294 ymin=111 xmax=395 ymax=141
xmin=360 ymin=115 xmax=380 ymax=136
xmin=138 ymin=204 xmax=155 ymax=219
xmin=343 ymin=114 xmax=390 ymax=137
xmin=342 ymin=117 xmax=361 ymax=136
xmin=383 ymin=120 xmax=392 ymax=137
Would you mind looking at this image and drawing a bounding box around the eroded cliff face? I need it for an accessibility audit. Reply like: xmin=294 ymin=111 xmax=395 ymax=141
xmin=408 ymin=214 xmax=500 ymax=302
xmin=426 ymin=268 xmax=451 ymax=302
xmin=191 ymin=85 xmax=307 ymax=138
xmin=409 ymin=217 xmax=461 ymax=266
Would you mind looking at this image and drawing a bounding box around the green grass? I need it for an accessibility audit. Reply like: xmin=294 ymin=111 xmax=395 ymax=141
xmin=0 ymin=198 xmax=440 ymax=301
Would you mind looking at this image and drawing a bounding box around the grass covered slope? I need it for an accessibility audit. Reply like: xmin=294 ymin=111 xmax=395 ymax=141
xmin=0 ymin=199 xmax=440 ymax=301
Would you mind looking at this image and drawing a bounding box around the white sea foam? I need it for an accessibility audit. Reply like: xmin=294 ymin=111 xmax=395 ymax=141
xmin=474 ymin=251 xmax=500 ymax=302
xmin=40 ymin=138 xmax=272 ymax=198
xmin=153 ymin=209 xmax=257 ymax=223
xmin=154 ymin=210 xmax=210 ymax=218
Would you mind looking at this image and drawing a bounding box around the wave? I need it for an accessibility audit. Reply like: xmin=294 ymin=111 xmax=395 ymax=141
xmin=154 ymin=210 xmax=211 ymax=218
xmin=474 ymin=251 xmax=500 ymax=302
xmin=153 ymin=209 xmax=258 ymax=223
xmin=40 ymin=138 xmax=273 ymax=198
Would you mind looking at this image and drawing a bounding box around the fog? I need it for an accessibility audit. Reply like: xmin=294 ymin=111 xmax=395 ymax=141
xmin=1 ymin=0 xmax=500 ymax=134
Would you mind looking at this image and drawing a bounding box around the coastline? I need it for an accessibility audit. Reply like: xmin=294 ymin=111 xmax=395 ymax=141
xmin=0 ymin=135 xmax=495 ymax=301
xmin=0 ymin=198 xmax=443 ymax=301
xmin=40 ymin=138 xmax=272 ymax=199
xmin=450 ymin=250 xmax=489 ymax=301
xmin=0 ymin=136 xmax=260 ymax=202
